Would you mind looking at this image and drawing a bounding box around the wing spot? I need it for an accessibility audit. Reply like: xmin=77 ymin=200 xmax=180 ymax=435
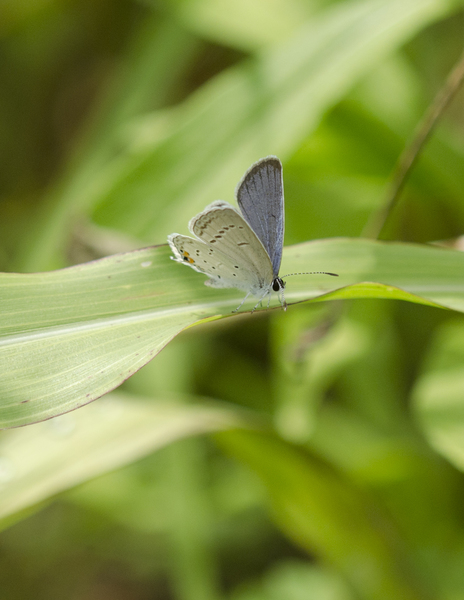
xmin=237 ymin=242 xmax=249 ymax=246
xmin=215 ymin=235 xmax=222 ymax=239
xmin=182 ymin=251 xmax=195 ymax=264
xmin=234 ymin=265 xmax=239 ymax=269
xmin=229 ymin=224 xmax=235 ymax=228
xmin=210 ymin=239 xmax=216 ymax=243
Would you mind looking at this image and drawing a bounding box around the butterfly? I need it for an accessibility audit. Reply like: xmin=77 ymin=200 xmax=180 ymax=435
xmin=168 ymin=156 xmax=337 ymax=312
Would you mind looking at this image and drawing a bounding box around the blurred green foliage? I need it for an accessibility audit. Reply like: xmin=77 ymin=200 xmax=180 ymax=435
xmin=1 ymin=1 xmax=464 ymax=600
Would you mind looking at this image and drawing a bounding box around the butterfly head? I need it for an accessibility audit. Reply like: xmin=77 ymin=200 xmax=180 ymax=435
xmin=272 ymin=277 xmax=286 ymax=292
xmin=271 ymin=276 xmax=287 ymax=311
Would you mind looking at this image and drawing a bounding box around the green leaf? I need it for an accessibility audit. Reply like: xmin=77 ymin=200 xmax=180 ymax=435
xmin=173 ymin=0 xmax=312 ymax=52
xmin=0 ymin=391 xmax=244 ymax=525
xmin=413 ymin=320 xmax=464 ymax=472
xmin=22 ymin=0 xmax=463 ymax=270
xmin=1 ymin=238 xmax=464 ymax=428
xmin=92 ymin=0 xmax=459 ymax=242
xmin=217 ymin=429 xmax=428 ymax=600
xmin=18 ymin=15 xmax=199 ymax=272
xmin=230 ymin=560 xmax=355 ymax=600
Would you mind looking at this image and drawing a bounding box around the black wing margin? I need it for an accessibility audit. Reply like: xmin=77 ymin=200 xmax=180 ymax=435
xmin=235 ymin=156 xmax=284 ymax=277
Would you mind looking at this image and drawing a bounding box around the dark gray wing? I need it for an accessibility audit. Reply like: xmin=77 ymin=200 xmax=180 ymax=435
xmin=236 ymin=156 xmax=284 ymax=277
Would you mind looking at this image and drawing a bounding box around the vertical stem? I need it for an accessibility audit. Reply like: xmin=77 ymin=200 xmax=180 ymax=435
xmin=363 ymin=46 xmax=464 ymax=240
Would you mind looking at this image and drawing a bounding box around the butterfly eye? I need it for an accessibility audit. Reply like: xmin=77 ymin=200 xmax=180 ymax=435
xmin=272 ymin=277 xmax=285 ymax=292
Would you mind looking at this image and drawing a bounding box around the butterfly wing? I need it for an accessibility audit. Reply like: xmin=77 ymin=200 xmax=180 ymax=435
xmin=168 ymin=234 xmax=250 ymax=291
xmin=236 ymin=156 xmax=284 ymax=278
xmin=168 ymin=201 xmax=274 ymax=296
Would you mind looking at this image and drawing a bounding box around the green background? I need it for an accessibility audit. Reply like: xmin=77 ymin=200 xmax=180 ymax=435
xmin=1 ymin=0 xmax=464 ymax=599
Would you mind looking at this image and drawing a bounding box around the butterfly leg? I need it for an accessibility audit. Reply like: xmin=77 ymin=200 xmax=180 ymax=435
xmin=251 ymin=290 xmax=269 ymax=313
xmin=267 ymin=293 xmax=271 ymax=309
xmin=232 ymin=291 xmax=252 ymax=313
xmin=251 ymin=299 xmax=262 ymax=313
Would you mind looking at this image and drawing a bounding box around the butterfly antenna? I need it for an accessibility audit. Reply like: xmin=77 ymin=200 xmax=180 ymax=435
xmin=281 ymin=271 xmax=339 ymax=278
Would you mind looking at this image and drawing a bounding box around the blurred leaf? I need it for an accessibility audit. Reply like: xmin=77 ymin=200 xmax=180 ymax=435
xmin=0 ymin=391 xmax=244 ymax=525
xmin=218 ymin=429 xmax=428 ymax=600
xmin=230 ymin=559 xmax=355 ymax=600
xmin=92 ymin=0 xmax=459 ymax=240
xmin=2 ymin=238 xmax=464 ymax=428
xmin=17 ymin=14 xmax=200 ymax=272
xmin=22 ymin=0 xmax=464 ymax=270
xmin=272 ymin=313 xmax=369 ymax=441
xmin=0 ymin=0 xmax=57 ymax=35
xmin=309 ymin=404 xmax=422 ymax=484
xmin=287 ymin=91 xmax=464 ymax=244
xmin=413 ymin=319 xmax=464 ymax=472
xmin=173 ymin=0 xmax=312 ymax=52
xmin=297 ymin=301 xmax=418 ymax=483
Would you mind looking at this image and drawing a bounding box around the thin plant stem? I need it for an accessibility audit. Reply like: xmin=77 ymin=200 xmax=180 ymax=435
xmin=363 ymin=46 xmax=464 ymax=240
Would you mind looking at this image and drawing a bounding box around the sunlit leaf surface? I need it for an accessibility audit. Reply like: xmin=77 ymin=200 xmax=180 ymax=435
xmin=1 ymin=238 xmax=464 ymax=428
